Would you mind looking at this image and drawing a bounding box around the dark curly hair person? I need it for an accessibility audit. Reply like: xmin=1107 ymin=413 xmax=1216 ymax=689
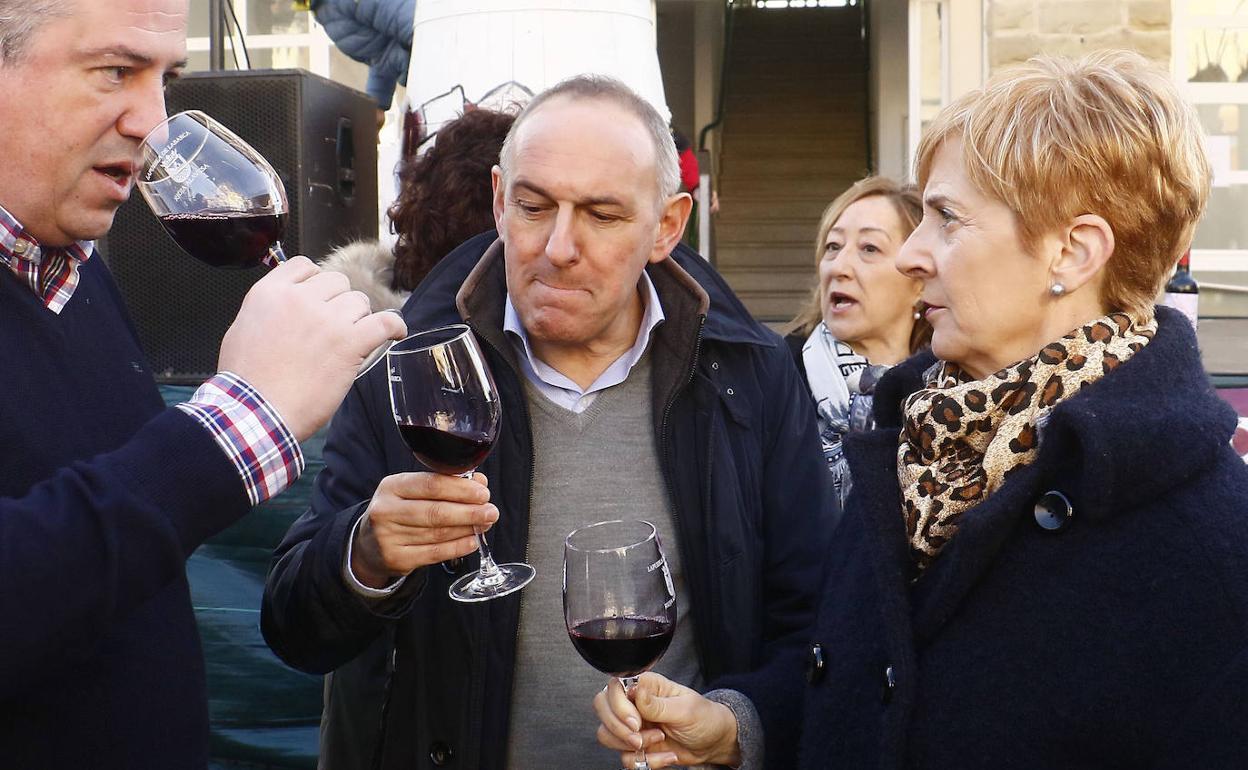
xmin=320 ymin=107 xmax=515 ymax=311
xmin=388 ymin=108 xmax=516 ymax=290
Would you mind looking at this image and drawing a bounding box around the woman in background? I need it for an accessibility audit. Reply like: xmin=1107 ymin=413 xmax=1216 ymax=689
xmin=320 ymin=107 xmax=515 ymax=310
xmin=785 ymin=177 xmax=930 ymax=506
xmin=592 ymin=50 xmax=1248 ymax=770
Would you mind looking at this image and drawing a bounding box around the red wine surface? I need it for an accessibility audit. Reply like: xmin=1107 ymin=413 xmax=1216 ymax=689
xmin=568 ymin=616 xmax=674 ymax=678
xmin=159 ymin=211 xmax=286 ymax=269
xmin=398 ymin=424 xmax=493 ymax=475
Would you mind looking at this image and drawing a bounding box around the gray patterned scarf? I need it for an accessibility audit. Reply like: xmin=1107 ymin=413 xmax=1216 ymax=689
xmin=802 ymin=322 xmax=891 ymax=507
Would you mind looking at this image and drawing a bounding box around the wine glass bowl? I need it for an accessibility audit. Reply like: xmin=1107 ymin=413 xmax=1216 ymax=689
xmin=387 ymin=324 xmax=535 ymax=602
xmin=388 ymin=324 xmax=499 ymax=475
xmin=137 ymin=110 xmax=288 ymax=269
xmin=564 ymin=520 xmax=676 ymax=770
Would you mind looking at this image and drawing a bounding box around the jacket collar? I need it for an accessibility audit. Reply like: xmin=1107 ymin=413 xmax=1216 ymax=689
xmin=852 ymin=305 xmax=1237 ymax=644
xmin=402 ymin=231 xmax=775 ymax=350
xmin=870 ymin=305 xmax=1235 ymax=523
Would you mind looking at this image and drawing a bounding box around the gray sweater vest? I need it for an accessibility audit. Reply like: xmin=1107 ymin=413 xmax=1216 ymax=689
xmin=504 ymin=350 xmax=702 ymax=768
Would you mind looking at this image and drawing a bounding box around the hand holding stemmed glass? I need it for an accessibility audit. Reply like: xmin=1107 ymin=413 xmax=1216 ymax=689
xmin=385 ymin=324 xmax=535 ymax=602
xmin=137 ymin=110 xmax=289 ymax=269
xmin=565 ymin=520 xmax=677 ymax=770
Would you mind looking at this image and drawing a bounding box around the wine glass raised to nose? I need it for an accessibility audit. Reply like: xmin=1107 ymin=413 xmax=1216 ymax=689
xmin=387 ymin=324 xmax=535 ymax=602
xmin=137 ymin=110 xmax=288 ymax=269
xmin=564 ymin=520 xmax=677 ymax=770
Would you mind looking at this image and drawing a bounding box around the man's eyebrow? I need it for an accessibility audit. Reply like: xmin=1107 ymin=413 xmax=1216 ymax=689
xmin=511 ymin=179 xmax=626 ymax=208
xmin=76 ymin=45 xmax=187 ymax=71
xmin=924 ymin=193 xmax=954 ymax=210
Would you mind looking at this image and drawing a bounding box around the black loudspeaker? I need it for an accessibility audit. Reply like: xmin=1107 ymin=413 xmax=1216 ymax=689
xmin=103 ymin=69 xmax=379 ymax=383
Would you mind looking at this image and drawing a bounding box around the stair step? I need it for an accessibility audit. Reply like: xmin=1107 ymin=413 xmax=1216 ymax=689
xmin=717 ymin=242 xmax=815 ymax=268
xmin=720 ymin=134 xmax=868 ymax=153
xmin=717 ymin=218 xmax=823 ymax=244
xmin=722 ymin=158 xmax=868 ymax=179
xmin=734 ymin=9 xmax=861 ymax=31
xmin=720 ymin=141 xmax=867 ymax=159
xmin=728 ymin=81 xmax=863 ymax=99
xmin=718 ymin=195 xmax=839 ymax=219
xmin=723 ymin=106 xmax=868 ymax=124
xmin=733 ymin=293 xmax=808 ymax=324
xmin=725 ymin=113 xmax=866 ymax=134
xmin=718 ymin=265 xmax=817 ymax=294
xmin=730 ymin=54 xmax=867 ymax=69
xmin=726 ymin=87 xmax=862 ymax=102
xmin=728 ymin=82 xmax=865 ymax=96
xmin=720 ymin=147 xmax=868 ymax=164
xmin=720 ymin=175 xmax=864 ymax=199
xmin=730 ymin=38 xmax=864 ymax=53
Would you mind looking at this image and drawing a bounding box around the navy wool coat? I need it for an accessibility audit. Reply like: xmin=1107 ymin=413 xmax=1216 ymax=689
xmin=724 ymin=305 xmax=1248 ymax=769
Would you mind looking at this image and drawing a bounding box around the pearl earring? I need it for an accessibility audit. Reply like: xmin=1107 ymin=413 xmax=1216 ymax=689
xmin=1049 ymin=282 xmax=1066 ymax=297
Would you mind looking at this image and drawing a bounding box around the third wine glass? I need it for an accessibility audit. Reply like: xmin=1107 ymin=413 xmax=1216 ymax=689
xmin=564 ymin=520 xmax=677 ymax=770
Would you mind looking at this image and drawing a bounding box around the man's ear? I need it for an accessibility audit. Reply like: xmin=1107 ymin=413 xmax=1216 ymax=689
xmin=650 ymin=192 xmax=694 ymax=264
xmin=1051 ymin=213 xmax=1114 ymax=295
xmin=491 ymin=165 xmax=506 ymax=232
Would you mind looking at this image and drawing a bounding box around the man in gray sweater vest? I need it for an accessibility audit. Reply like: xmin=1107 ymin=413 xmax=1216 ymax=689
xmin=261 ymin=75 xmax=834 ymax=769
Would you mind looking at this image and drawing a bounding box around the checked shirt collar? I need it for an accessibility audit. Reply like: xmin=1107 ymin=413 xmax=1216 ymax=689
xmin=0 ymin=203 xmax=94 ymax=314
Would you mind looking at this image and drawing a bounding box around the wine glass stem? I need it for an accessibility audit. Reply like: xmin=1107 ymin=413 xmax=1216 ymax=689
xmin=268 ymin=242 xmax=288 ymax=265
xmin=459 ymin=471 xmax=505 ymax=587
xmin=619 ymin=676 xmax=648 ymax=770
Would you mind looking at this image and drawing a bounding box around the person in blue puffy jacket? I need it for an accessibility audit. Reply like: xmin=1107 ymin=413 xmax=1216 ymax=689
xmin=307 ymin=0 xmax=414 ymax=125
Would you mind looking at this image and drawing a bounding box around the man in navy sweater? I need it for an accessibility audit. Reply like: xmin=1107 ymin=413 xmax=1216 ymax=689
xmin=0 ymin=0 xmax=406 ymax=767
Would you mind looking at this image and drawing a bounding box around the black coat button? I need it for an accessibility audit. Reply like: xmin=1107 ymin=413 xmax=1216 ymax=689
xmin=1034 ymin=490 xmax=1073 ymax=531
xmin=806 ymin=643 xmax=825 ymax=684
xmin=882 ymin=665 xmax=897 ymax=704
xmin=429 ymin=741 xmax=453 ymax=766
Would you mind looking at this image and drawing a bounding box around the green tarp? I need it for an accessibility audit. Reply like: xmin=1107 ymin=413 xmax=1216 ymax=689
xmin=163 ymin=386 xmax=322 ymax=769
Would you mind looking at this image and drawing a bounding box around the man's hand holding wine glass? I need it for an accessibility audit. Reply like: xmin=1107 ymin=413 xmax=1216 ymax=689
xmin=593 ymin=673 xmax=741 ymax=770
xmin=350 ymin=471 xmax=500 ymax=590
xmin=217 ymin=255 xmax=408 ymax=442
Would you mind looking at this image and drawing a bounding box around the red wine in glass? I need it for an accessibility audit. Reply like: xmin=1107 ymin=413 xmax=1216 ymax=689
xmin=568 ymin=616 xmax=674 ymax=679
xmin=139 ymin=111 xmax=290 ymax=268
xmin=156 ymin=211 xmax=287 ymax=269
xmin=387 ymin=324 xmax=535 ymax=602
xmin=564 ymin=520 xmax=677 ymax=770
xmin=396 ymin=424 xmax=493 ymax=476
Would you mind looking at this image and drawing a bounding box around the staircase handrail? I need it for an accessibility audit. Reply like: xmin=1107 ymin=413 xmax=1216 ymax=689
xmin=696 ymin=0 xmax=738 ymax=155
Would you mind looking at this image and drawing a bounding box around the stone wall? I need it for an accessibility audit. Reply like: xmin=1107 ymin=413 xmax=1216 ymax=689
xmin=988 ymin=0 xmax=1170 ymax=74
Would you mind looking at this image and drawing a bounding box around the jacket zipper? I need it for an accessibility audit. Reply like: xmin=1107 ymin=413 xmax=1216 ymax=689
xmin=469 ymin=321 xmax=534 ymax=767
xmin=658 ymin=315 xmax=708 ymax=673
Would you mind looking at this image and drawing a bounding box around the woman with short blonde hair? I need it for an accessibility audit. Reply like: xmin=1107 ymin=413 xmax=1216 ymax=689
xmin=592 ymin=50 xmax=1248 ymax=770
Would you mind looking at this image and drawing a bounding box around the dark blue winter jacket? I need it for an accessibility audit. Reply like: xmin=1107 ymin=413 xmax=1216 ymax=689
xmin=261 ymin=231 xmax=835 ymax=768
xmin=311 ymin=0 xmax=414 ymax=109
xmin=725 ymin=305 xmax=1248 ymax=769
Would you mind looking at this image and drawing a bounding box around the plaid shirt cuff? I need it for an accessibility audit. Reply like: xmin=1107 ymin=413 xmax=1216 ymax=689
xmin=175 ymin=372 xmax=305 ymax=507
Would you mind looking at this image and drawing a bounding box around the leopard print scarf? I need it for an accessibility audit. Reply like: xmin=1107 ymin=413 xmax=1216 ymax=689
xmin=898 ymin=312 xmax=1156 ymax=570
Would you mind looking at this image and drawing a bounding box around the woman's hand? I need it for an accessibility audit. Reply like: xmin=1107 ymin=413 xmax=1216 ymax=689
xmin=593 ymin=672 xmax=742 ymax=768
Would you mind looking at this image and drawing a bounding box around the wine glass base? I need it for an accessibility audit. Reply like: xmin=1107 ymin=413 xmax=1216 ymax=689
xmin=448 ymin=563 xmax=536 ymax=603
